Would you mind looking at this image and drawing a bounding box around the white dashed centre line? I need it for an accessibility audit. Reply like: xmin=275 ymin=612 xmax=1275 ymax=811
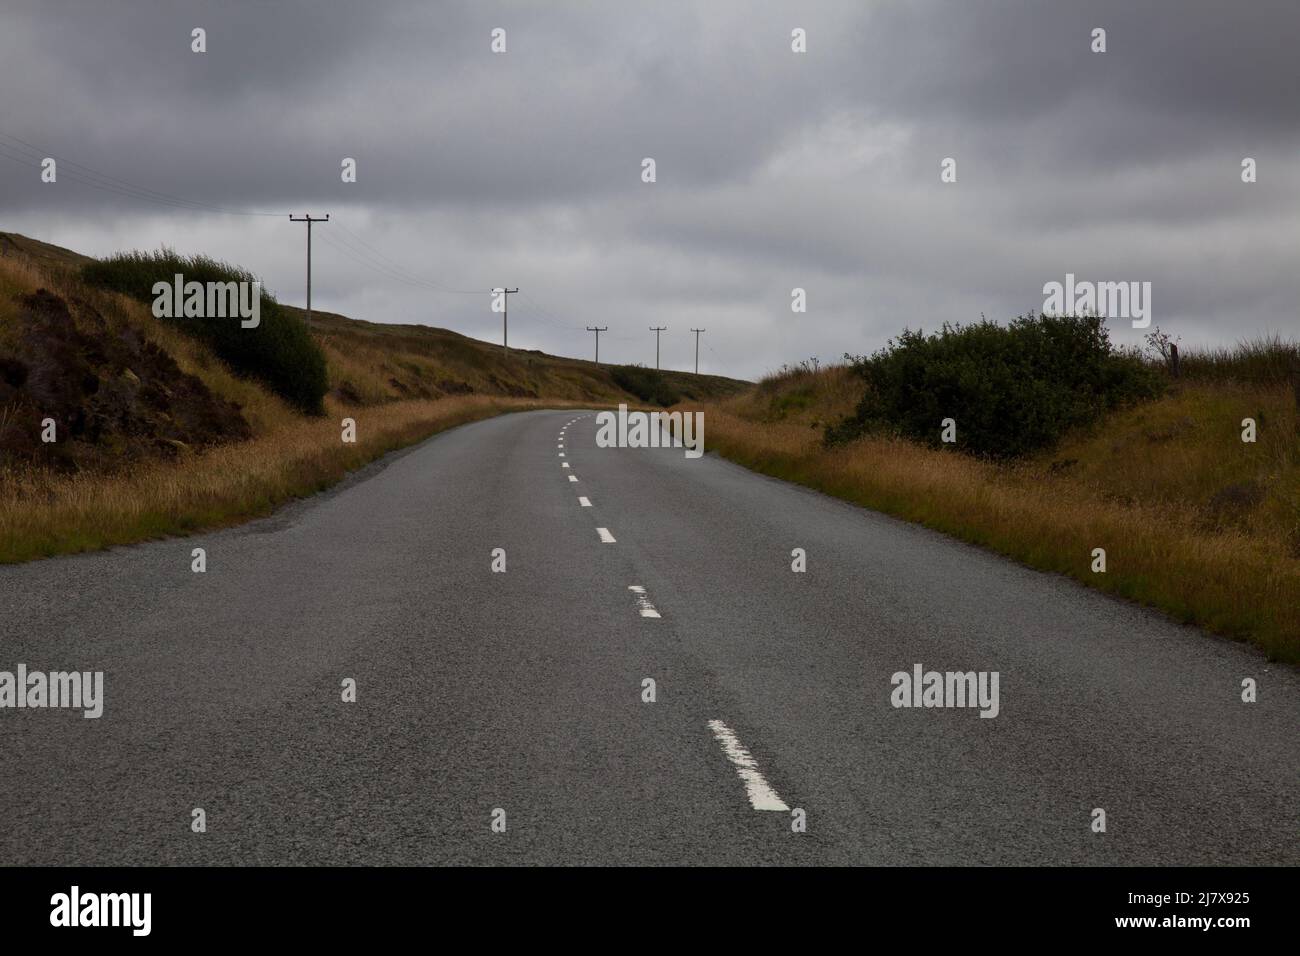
xmin=568 ymin=475 xmax=578 ymax=482
xmin=562 ymin=462 xmax=570 ymax=468
xmin=558 ymin=452 xmax=565 ymax=457
xmin=578 ymin=496 xmax=592 ymax=507
xmin=596 ymin=527 xmax=616 ymax=543
xmin=707 ymin=719 xmax=789 ymax=812
xmin=627 ymin=585 xmax=661 ymax=618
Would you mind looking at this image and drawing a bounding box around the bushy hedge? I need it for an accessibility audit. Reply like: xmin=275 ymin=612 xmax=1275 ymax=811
xmin=611 ymin=364 xmax=682 ymax=407
xmin=826 ymin=313 xmax=1163 ymax=458
xmin=82 ymin=249 xmax=328 ymax=414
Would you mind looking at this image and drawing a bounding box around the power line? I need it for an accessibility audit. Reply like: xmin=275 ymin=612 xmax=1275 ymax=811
xmin=585 ymin=326 xmax=608 ymax=363
xmin=0 ymin=131 xmax=503 ymax=303
xmin=649 ymin=326 xmax=667 ymax=370
xmin=289 ymin=214 xmax=329 ymax=322
xmin=0 ymin=129 xmax=723 ymax=374
xmin=315 ymin=230 xmax=440 ymax=290
xmin=0 ymin=129 xmax=574 ymax=331
xmin=317 ymin=227 xmax=485 ymax=298
xmin=705 ymin=342 xmax=739 ymax=380
xmin=331 ymin=218 xmax=485 ymax=294
xmin=517 ymin=290 xmax=585 ymax=331
xmin=689 ymin=328 xmax=707 ymax=374
xmin=0 ymin=131 xmax=285 ymax=217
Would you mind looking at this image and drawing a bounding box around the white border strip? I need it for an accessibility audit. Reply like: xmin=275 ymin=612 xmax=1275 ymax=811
xmin=707 ymin=719 xmax=789 ymax=811
xmin=627 ymin=585 xmax=661 ymax=618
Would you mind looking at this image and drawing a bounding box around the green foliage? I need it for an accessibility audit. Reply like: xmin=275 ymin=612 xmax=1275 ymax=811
xmin=610 ymin=364 xmax=682 ymax=407
xmin=81 ymin=249 xmax=328 ymax=414
xmin=827 ymin=313 xmax=1164 ymax=458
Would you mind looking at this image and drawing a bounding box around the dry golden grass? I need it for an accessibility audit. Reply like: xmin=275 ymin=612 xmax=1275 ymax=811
xmin=0 ymin=253 xmax=301 ymax=435
xmin=0 ymin=255 xmax=47 ymax=346
xmin=724 ymin=363 xmax=861 ymax=427
xmin=0 ymin=394 xmax=591 ymax=563
xmin=0 ymin=246 xmax=636 ymax=566
xmin=686 ymin=375 xmax=1300 ymax=663
xmin=299 ymin=305 xmax=748 ymax=407
xmin=0 ymin=234 xmax=743 ymax=567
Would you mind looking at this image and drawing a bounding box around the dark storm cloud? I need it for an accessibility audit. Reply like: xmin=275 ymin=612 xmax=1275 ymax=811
xmin=1 ymin=0 xmax=1296 ymax=377
xmin=0 ymin=0 xmax=862 ymax=208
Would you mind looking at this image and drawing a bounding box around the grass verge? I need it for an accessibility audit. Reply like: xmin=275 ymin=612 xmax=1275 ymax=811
xmin=0 ymin=396 xmax=593 ymax=563
xmin=688 ymin=384 xmax=1299 ymax=664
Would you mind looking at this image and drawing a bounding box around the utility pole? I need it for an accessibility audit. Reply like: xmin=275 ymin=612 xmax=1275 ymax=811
xmin=494 ymin=287 xmax=519 ymax=355
xmin=288 ymin=213 xmax=329 ymax=322
xmin=690 ymin=328 xmax=706 ymax=374
xmin=586 ymin=326 xmax=608 ymax=363
xmin=649 ymin=326 xmax=667 ymax=370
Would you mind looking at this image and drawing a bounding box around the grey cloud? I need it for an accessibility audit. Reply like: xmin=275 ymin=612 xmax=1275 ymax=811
xmin=1 ymin=0 xmax=1296 ymax=379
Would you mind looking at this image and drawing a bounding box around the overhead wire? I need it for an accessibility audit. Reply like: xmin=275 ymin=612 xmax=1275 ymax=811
xmin=0 ymin=128 xmax=739 ymax=371
xmin=0 ymin=130 xmax=286 ymax=217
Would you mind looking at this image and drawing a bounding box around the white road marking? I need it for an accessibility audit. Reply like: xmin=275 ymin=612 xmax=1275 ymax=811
xmin=562 ymin=462 xmax=570 ymax=468
xmin=578 ymin=496 xmax=592 ymax=507
xmin=568 ymin=475 xmax=578 ymax=482
xmin=558 ymin=452 xmax=565 ymax=457
xmin=627 ymin=585 xmax=661 ymax=618
xmin=707 ymin=719 xmax=789 ymax=812
xmin=596 ymin=527 xmax=616 ymax=543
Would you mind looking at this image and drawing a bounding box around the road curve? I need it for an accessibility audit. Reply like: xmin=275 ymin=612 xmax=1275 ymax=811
xmin=1 ymin=408 xmax=1296 ymax=865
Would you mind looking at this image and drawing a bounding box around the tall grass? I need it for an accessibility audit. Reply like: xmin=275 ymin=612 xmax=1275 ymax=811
xmin=81 ymin=249 xmax=328 ymax=414
xmin=1176 ymin=335 xmax=1299 ymax=386
xmin=737 ymin=363 xmax=861 ymax=426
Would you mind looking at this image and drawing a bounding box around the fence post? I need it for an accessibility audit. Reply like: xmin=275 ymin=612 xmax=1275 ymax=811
xmin=1169 ymin=343 xmax=1180 ymax=379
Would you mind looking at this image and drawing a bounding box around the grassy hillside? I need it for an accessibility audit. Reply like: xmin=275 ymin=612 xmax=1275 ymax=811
xmin=1 ymin=231 xmax=744 ymax=412
xmin=298 ymin=305 xmax=740 ymax=407
xmin=0 ymin=231 xmax=745 ymax=561
xmin=682 ymin=343 xmax=1300 ymax=663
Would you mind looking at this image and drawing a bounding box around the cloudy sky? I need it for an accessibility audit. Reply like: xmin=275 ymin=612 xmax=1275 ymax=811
xmin=2 ymin=0 xmax=1297 ymax=379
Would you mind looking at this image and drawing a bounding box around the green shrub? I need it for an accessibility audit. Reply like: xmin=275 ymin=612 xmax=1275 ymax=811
xmin=610 ymin=364 xmax=682 ymax=407
xmin=827 ymin=313 xmax=1164 ymax=458
xmin=82 ymin=249 xmax=328 ymax=414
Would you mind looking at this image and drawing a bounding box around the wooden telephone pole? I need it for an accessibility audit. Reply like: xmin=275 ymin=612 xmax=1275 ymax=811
xmin=649 ymin=326 xmax=667 ymax=370
xmin=288 ymin=214 xmax=329 ymax=322
xmin=690 ymin=328 xmax=705 ymax=374
xmin=586 ymin=326 xmax=608 ymax=363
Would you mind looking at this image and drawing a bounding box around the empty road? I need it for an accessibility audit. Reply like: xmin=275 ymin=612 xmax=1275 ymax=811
xmin=2 ymin=409 xmax=1296 ymax=865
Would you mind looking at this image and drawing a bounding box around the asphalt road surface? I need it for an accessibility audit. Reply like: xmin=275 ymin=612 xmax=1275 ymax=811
xmin=2 ymin=409 xmax=1296 ymax=865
